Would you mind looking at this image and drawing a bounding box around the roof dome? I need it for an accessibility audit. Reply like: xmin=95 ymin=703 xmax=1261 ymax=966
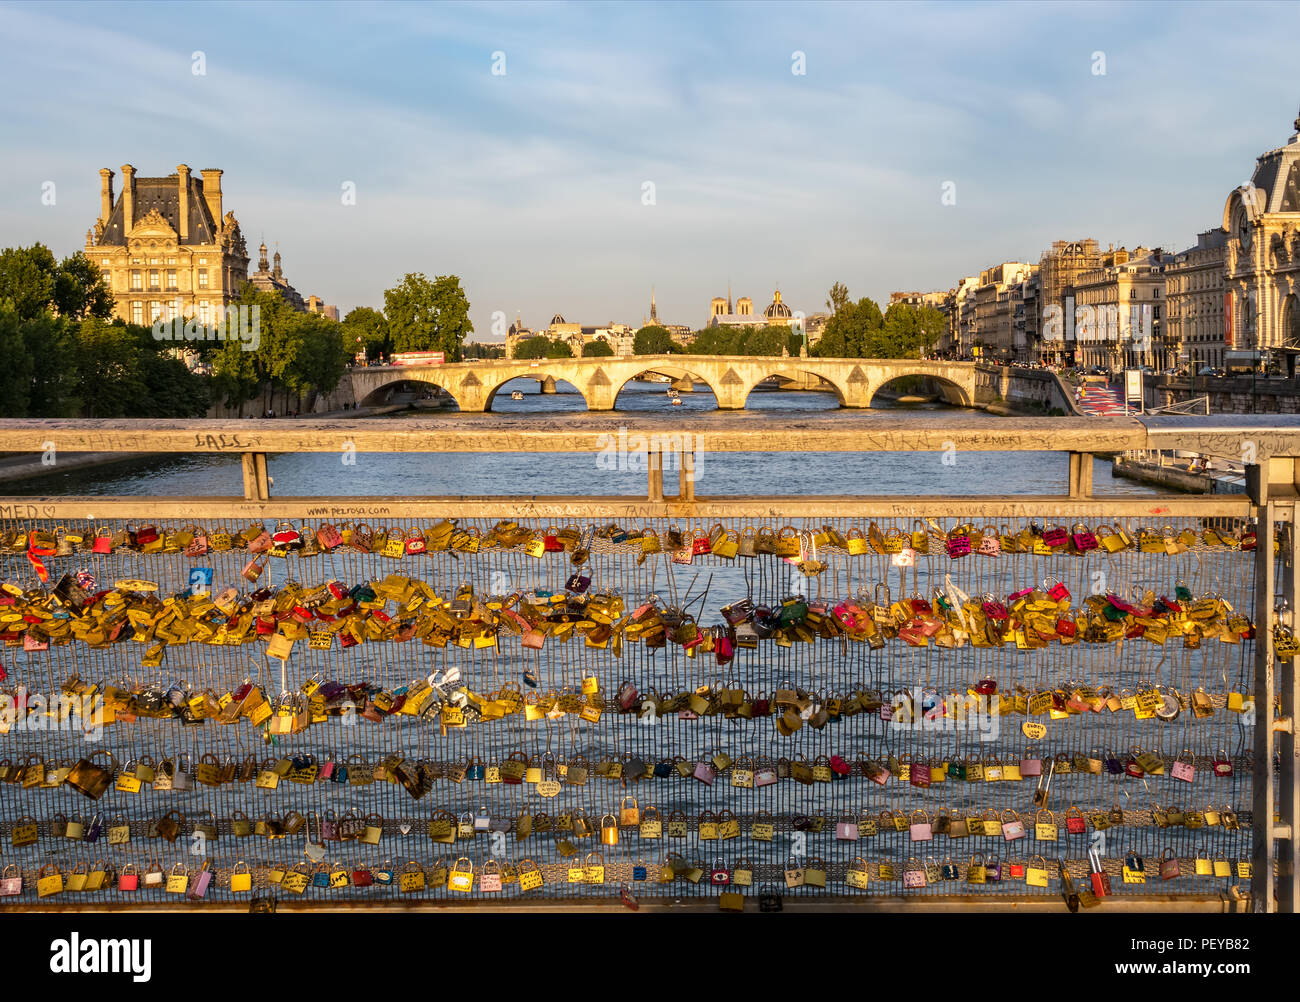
xmin=764 ymin=289 xmax=792 ymax=318
xmin=550 ymin=313 xmax=566 ymax=325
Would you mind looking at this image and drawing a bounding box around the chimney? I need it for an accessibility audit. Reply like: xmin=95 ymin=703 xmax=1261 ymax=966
xmin=98 ymin=168 xmax=114 ymax=227
xmin=176 ymin=165 xmax=190 ymax=240
xmin=200 ymin=168 xmax=223 ymax=223
xmin=121 ymin=164 xmax=136 ymax=233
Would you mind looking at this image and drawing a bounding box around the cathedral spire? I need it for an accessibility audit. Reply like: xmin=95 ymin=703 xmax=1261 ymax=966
xmin=727 ymin=280 xmax=732 ymax=315
xmin=650 ymin=286 xmax=657 ymax=323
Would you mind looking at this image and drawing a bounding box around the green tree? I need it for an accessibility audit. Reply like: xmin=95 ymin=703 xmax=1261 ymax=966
xmin=289 ymin=312 xmax=349 ymax=408
xmin=878 ymin=302 xmax=947 ymax=358
xmin=22 ymin=312 xmax=80 ymax=415
xmin=633 ymin=325 xmax=675 ymax=354
xmin=0 ymin=310 xmax=35 ymax=416
xmin=0 ymin=244 xmax=58 ymax=320
xmin=383 ymin=273 xmax=473 ymax=361
xmin=544 ymin=340 xmax=573 ymax=359
xmin=462 ymin=341 xmax=505 ymax=359
xmin=813 ymin=296 xmax=883 ymax=358
xmin=786 ymin=330 xmax=804 ymax=357
xmin=513 ymin=336 xmax=553 ymax=360
xmin=736 ymin=325 xmax=788 ymax=356
xmin=54 ymin=252 xmax=114 ymax=320
xmin=131 ymin=352 xmax=209 ymax=418
xmin=75 ymin=316 xmax=145 ymax=417
xmin=825 ymin=281 xmax=850 ymax=315
xmin=582 ymin=339 xmax=614 ymax=357
xmin=341 ymin=306 xmax=389 ymax=361
xmin=686 ymin=327 xmax=737 ymax=355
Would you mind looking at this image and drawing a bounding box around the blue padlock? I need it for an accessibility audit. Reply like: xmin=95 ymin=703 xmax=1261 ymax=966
xmin=633 ymin=865 xmax=647 ymax=881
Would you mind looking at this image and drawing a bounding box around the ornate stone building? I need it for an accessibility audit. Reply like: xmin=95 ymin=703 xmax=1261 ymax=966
xmin=973 ymin=262 xmax=1036 ymax=361
xmin=247 ymin=242 xmax=305 ymax=311
xmin=1036 ymin=239 xmax=1101 ymax=363
xmin=1164 ymin=229 xmax=1228 ymax=370
xmin=1222 ymin=108 xmax=1300 ymax=354
xmin=707 ymin=288 xmax=794 ymax=329
xmin=1072 ymin=247 xmax=1166 ymax=370
xmin=84 ymin=165 xmax=249 ymax=327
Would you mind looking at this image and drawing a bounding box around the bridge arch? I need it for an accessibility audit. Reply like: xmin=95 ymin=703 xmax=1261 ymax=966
xmin=478 ymin=369 xmax=588 ymax=410
xmin=609 ymin=364 xmax=721 ymax=409
xmin=732 ymin=365 xmax=851 ymax=409
xmin=867 ymin=372 xmax=973 ymax=408
xmin=354 ymin=373 xmax=461 ymax=409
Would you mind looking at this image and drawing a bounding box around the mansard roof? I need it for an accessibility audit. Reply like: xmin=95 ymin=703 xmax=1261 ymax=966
xmin=98 ymin=173 xmax=220 ymax=246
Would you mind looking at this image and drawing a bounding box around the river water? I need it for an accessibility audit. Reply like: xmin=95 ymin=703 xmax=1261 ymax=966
xmin=17 ymin=379 xmax=1153 ymax=498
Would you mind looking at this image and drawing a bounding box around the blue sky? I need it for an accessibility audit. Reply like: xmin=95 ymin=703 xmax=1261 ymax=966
xmin=1 ymin=0 xmax=1297 ymax=338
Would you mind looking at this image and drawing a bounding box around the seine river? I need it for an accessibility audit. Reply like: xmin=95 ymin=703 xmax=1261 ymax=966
xmin=16 ymin=378 xmax=1153 ymax=498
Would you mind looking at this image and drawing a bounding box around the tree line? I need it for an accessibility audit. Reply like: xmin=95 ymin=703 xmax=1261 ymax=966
xmin=811 ymin=283 xmax=946 ymax=359
xmin=0 ymin=245 xmax=475 ymax=417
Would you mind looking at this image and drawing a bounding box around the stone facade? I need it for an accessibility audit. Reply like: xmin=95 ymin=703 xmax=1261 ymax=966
xmin=1072 ymin=247 xmax=1166 ymax=370
xmin=973 ymin=262 xmax=1036 ymax=361
xmin=84 ymin=164 xmax=248 ymax=327
xmin=247 ymin=242 xmax=305 ymax=311
xmin=1036 ymin=238 xmax=1101 ymax=364
xmin=1164 ymin=229 xmax=1228 ymax=371
xmin=707 ymin=288 xmax=795 ymax=329
xmin=1222 ymin=110 xmax=1300 ymax=355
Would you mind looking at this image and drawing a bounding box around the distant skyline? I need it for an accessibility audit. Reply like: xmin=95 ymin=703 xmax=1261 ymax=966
xmin=1 ymin=0 xmax=1298 ymax=340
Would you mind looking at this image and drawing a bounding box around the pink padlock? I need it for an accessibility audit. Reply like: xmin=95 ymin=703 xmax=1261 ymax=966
xmin=1170 ymin=749 xmax=1196 ymax=783
xmin=909 ymin=810 xmax=933 ymax=842
xmin=692 ymin=760 xmax=716 ymax=785
xmin=187 ymin=866 xmax=212 ymax=899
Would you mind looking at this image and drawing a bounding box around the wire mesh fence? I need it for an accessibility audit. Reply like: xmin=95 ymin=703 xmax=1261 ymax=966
xmin=0 ymin=507 xmax=1264 ymax=908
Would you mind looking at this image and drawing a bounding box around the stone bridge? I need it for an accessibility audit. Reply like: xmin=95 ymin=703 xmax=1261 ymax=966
xmin=346 ymin=356 xmax=980 ymax=411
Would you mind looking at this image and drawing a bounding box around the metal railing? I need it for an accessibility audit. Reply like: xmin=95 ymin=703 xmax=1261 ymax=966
xmin=0 ymin=414 xmax=1296 ymax=913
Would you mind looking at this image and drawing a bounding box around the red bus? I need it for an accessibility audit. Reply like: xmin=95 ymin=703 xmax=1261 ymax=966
xmin=389 ymin=351 xmax=445 ymax=366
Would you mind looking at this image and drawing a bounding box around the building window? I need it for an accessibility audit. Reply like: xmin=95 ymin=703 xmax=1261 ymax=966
xmin=1130 ymin=289 xmax=1138 ymax=299
xmin=1153 ymin=306 xmax=1161 ymax=321
xmin=167 ymin=258 xmax=177 ymax=265
xmin=149 ymin=270 xmax=160 ymax=290
xmin=149 ymin=301 xmax=162 ymax=322
xmin=131 ymin=271 xmax=142 ymax=291
xmin=198 ymin=269 xmax=209 ymax=289
xmin=198 ymin=257 xmax=207 ymax=265
xmin=1152 ymin=288 xmax=1160 ymax=298
xmin=166 ymin=269 xmax=177 ymax=291
xmin=131 ymin=301 xmax=143 ymax=325
xmin=198 ymin=302 xmax=211 ymax=325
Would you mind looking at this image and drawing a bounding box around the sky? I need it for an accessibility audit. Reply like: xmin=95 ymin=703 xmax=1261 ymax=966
xmin=1 ymin=0 xmax=1298 ymax=340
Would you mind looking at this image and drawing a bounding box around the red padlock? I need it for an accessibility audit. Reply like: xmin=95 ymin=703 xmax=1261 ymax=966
xmin=710 ymin=860 xmax=730 ymax=885
xmin=1089 ymin=848 xmax=1111 ymax=897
